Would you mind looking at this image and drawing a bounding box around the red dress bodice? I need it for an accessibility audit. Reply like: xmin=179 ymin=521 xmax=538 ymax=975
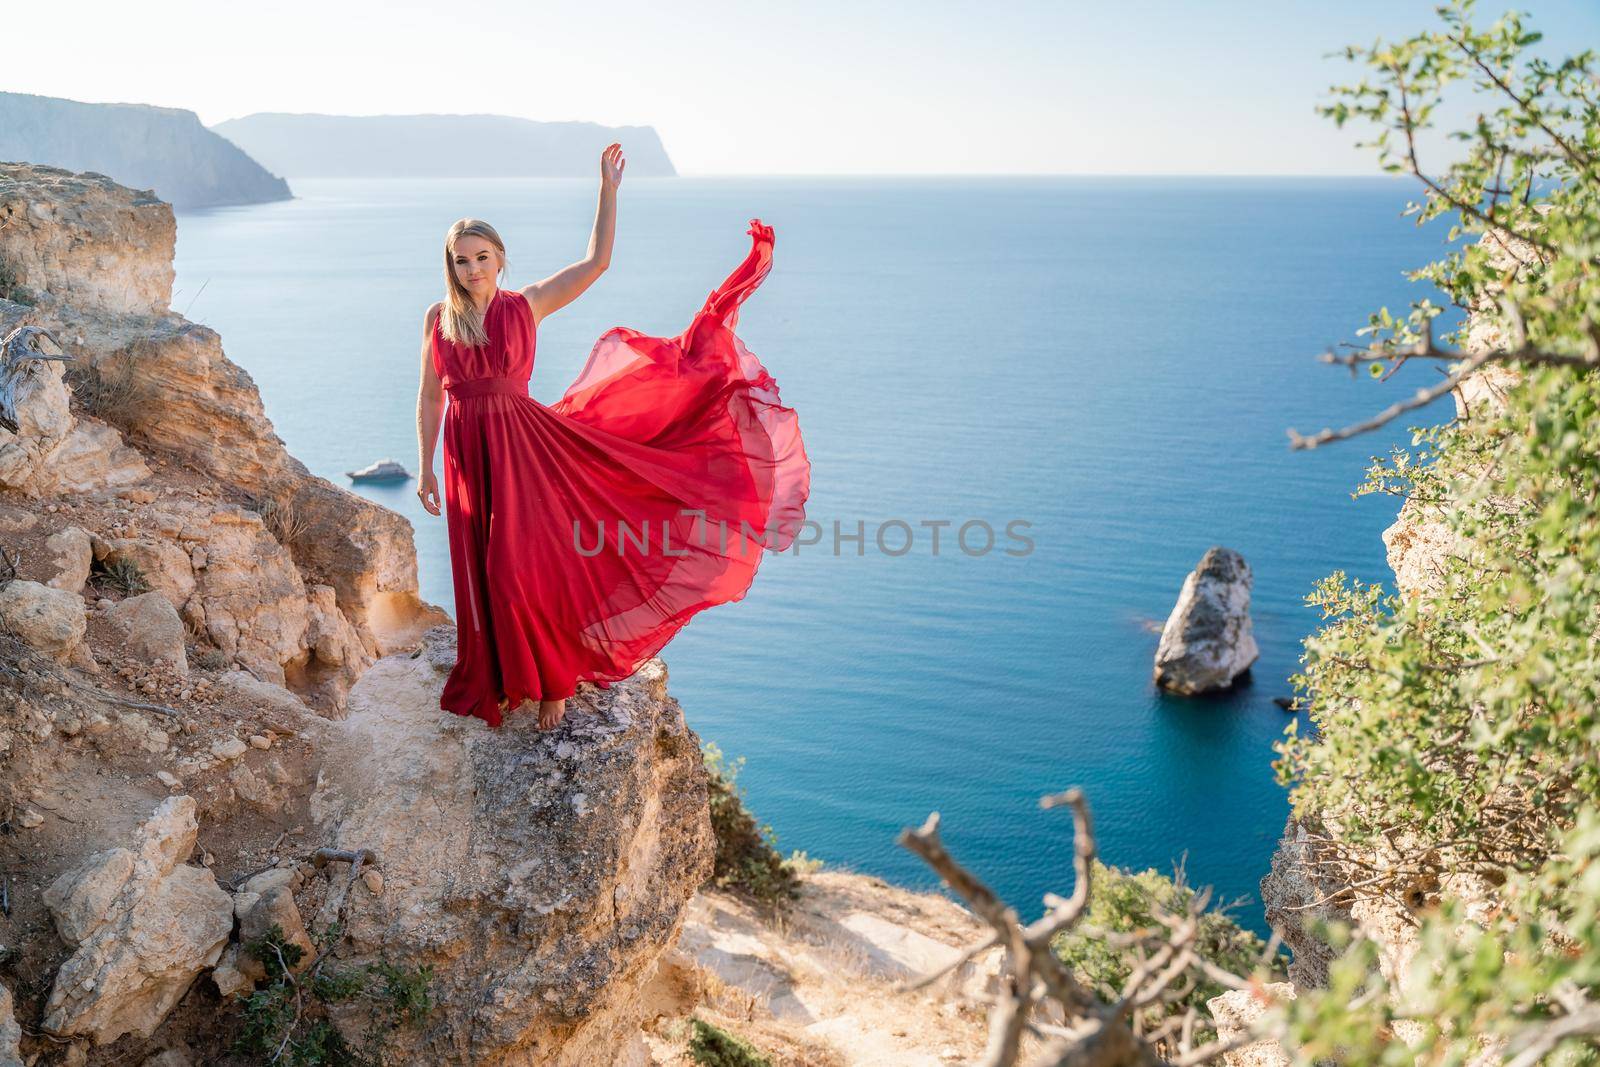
xmin=431 ymin=289 xmax=536 ymax=394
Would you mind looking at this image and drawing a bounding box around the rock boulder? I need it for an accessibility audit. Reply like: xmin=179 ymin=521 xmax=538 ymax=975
xmin=309 ymin=631 xmax=714 ymax=1066
xmin=0 ymin=579 xmax=88 ymax=663
xmin=41 ymin=796 xmax=233 ymax=1045
xmin=1153 ymin=546 xmax=1259 ymax=695
xmin=104 ymin=590 xmax=188 ymax=676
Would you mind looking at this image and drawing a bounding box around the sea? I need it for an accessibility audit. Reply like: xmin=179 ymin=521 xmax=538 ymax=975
xmin=171 ymin=175 xmax=1459 ymax=933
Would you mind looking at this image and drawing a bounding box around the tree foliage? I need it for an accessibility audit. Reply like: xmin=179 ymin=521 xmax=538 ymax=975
xmin=702 ymin=741 xmax=807 ymax=910
xmin=1050 ymin=860 xmax=1284 ymax=1048
xmin=1266 ymin=1 xmax=1600 ymax=1059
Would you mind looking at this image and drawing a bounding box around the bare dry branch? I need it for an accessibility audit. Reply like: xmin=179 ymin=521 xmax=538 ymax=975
xmin=1287 ymin=347 xmax=1493 ymax=450
xmin=897 ymin=790 xmax=1273 ymax=1066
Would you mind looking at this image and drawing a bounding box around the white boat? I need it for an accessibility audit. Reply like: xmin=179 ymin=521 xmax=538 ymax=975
xmin=346 ymin=458 xmax=412 ymax=483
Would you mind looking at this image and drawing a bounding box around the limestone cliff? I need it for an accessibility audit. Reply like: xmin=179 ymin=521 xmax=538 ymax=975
xmin=305 ymin=640 xmax=715 ymax=1065
xmin=0 ymin=93 xmax=291 ymax=211
xmin=0 ymin=160 xmax=1004 ymax=1067
xmin=0 ymin=158 xmax=721 ymax=1066
xmin=0 ymin=161 xmax=447 ymax=709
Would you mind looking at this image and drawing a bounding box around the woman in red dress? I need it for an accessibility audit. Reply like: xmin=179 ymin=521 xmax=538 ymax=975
xmin=416 ymin=143 xmax=810 ymax=732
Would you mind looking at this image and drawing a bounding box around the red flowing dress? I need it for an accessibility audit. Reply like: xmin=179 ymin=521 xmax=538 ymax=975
xmin=432 ymin=220 xmax=810 ymax=727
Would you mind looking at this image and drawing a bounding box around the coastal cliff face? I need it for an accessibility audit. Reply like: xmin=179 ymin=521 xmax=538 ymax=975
xmin=0 ymin=93 xmax=291 ymax=211
xmin=0 ymin=160 xmax=716 ymax=1065
xmin=0 ymin=161 xmax=1004 ymax=1067
xmin=0 ymin=162 xmax=446 ymax=707
xmin=307 ymin=642 xmax=716 ymax=1065
xmin=1255 ymin=348 xmax=1511 ymax=993
xmin=1256 ymin=233 xmax=1532 ymax=1021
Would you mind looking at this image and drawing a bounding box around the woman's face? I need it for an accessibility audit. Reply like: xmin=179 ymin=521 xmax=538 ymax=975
xmin=451 ymin=234 xmax=502 ymax=296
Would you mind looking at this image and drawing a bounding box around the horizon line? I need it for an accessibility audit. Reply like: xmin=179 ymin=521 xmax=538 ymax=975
xmin=266 ymin=172 xmax=1413 ymax=181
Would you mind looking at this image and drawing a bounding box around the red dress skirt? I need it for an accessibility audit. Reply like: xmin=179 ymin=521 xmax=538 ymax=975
xmin=432 ymin=220 xmax=810 ymax=726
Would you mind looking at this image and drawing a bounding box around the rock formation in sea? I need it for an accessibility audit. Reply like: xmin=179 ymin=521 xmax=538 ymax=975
xmin=211 ymin=112 xmax=678 ymax=178
xmin=1152 ymin=545 xmax=1260 ymax=695
xmin=0 ymin=159 xmax=1010 ymax=1066
xmin=0 ymin=92 xmax=291 ymax=211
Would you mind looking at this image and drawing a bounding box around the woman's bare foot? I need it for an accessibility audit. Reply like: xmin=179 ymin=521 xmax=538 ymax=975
xmin=537 ymin=698 xmax=567 ymax=731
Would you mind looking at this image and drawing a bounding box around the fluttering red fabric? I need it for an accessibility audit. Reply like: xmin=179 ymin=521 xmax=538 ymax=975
xmin=433 ymin=220 xmax=810 ymax=727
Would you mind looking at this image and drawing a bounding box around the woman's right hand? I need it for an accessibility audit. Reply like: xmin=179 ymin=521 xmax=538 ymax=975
xmin=600 ymin=142 xmax=625 ymax=192
xmin=418 ymin=470 xmax=441 ymax=515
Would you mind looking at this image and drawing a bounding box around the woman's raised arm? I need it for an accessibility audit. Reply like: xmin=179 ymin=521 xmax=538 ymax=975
xmin=518 ymin=143 xmax=625 ymax=325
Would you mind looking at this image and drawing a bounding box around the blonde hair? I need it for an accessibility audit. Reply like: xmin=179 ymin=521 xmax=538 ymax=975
xmin=440 ymin=218 xmax=509 ymax=347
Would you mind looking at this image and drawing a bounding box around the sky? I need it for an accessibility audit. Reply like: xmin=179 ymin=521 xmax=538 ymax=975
xmin=7 ymin=0 xmax=1598 ymax=176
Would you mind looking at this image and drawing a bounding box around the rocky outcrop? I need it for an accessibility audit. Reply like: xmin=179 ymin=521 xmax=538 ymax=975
xmin=0 ymin=578 xmax=91 ymax=666
xmin=1153 ymin=546 xmax=1259 ymax=694
xmin=0 ymin=161 xmax=450 ymax=711
xmin=1381 ymin=307 xmax=1523 ymax=602
xmin=40 ymin=795 xmax=233 ymax=1045
xmin=306 ymin=629 xmax=714 ymax=1065
xmin=104 ymin=591 xmax=188 ymax=675
xmin=1206 ymin=984 xmax=1296 ymax=1067
xmin=1258 ymin=819 xmax=1345 ymax=990
xmin=49 ymin=311 xmax=445 ymax=673
xmin=0 ymin=323 xmax=151 ymax=495
xmin=1378 ymin=205 xmax=1551 ymax=610
xmin=43 ymin=524 xmax=92 ymax=591
xmin=210 ymin=866 xmax=316 ymax=998
xmin=0 ymin=91 xmax=291 ymax=210
xmin=1260 ymin=812 xmax=1501 ymax=1027
xmin=0 ymin=169 xmax=174 ymax=318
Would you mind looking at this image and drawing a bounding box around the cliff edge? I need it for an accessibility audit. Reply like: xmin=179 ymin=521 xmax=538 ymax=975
xmin=0 ymin=160 xmax=720 ymax=1064
xmin=0 ymin=93 xmax=291 ymax=211
xmin=0 ymin=160 xmax=1006 ymax=1067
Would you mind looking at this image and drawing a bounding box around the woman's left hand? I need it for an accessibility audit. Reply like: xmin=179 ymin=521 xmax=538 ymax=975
xmin=601 ymin=142 xmax=625 ymax=191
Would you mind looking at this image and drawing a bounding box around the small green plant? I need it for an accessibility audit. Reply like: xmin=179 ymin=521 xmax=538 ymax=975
xmin=685 ymin=1016 xmax=773 ymax=1067
xmin=1050 ymin=859 xmax=1286 ymax=1045
xmin=702 ymin=741 xmax=805 ymax=911
xmin=783 ymin=849 xmax=825 ymax=876
xmin=232 ymin=921 xmax=435 ymax=1066
xmin=364 ymin=959 xmax=436 ymax=1026
xmin=89 ymin=555 xmax=149 ymax=597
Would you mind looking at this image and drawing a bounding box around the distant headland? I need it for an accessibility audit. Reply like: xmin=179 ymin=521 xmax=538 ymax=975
xmin=211 ymin=112 xmax=678 ymax=179
xmin=0 ymin=91 xmax=292 ymax=210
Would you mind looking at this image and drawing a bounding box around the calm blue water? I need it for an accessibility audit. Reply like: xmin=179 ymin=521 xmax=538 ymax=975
xmin=172 ymin=176 xmax=1455 ymax=932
